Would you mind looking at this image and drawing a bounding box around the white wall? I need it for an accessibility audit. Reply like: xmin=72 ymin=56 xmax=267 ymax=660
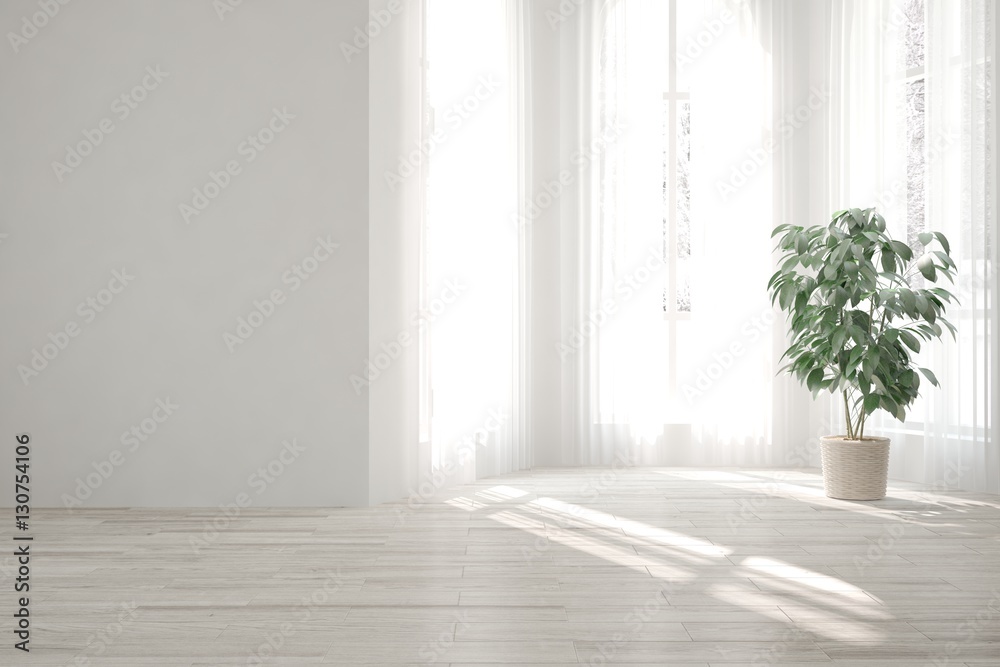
xmin=367 ymin=0 xmax=421 ymax=506
xmin=0 ymin=0 xmax=371 ymax=507
xmin=527 ymin=0 xmax=567 ymax=467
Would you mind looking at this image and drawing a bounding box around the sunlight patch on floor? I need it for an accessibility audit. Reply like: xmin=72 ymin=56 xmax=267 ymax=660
xmin=530 ymin=496 xmax=731 ymax=558
xmin=444 ymin=496 xmax=488 ymax=511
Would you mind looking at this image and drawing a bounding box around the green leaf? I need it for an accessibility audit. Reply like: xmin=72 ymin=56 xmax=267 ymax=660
xmin=899 ymin=288 xmax=916 ymax=312
xmin=880 ymin=395 xmax=900 ymax=419
xmin=917 ymin=231 xmax=934 ymax=245
xmin=861 ymin=356 xmax=874 ymax=378
xmin=934 ymin=231 xmax=951 ymax=254
xmin=931 ymin=250 xmax=956 ymax=269
xmin=778 ymin=283 xmax=793 ymax=310
xmin=849 ymin=325 xmax=866 ymax=345
xmin=899 ymin=330 xmax=921 ymax=352
xmin=881 ymin=250 xmax=896 ymax=273
xmin=832 ymin=329 xmax=847 ymax=353
xmin=768 ymin=211 xmax=954 ymax=413
xmin=795 ymin=233 xmax=808 ymax=255
xmin=919 ymin=367 xmax=940 ymax=387
xmin=888 ymin=240 xmax=913 ymax=261
xmin=860 ymin=265 xmax=878 ymax=286
xmin=806 ymin=368 xmax=824 ymax=392
xmin=942 ymin=319 xmax=958 ymax=338
xmin=794 ymin=289 xmax=808 ymax=311
xmin=767 ymin=269 xmax=783 ymax=290
xmin=917 ymin=255 xmax=937 ymax=281
xmin=781 ymin=254 xmax=800 ymax=272
xmin=881 ymin=271 xmax=907 ymax=284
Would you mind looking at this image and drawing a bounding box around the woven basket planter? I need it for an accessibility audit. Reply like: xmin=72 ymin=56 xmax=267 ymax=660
xmin=820 ymin=436 xmax=890 ymax=500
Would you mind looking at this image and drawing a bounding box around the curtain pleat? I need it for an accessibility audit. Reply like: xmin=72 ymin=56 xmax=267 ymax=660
xmin=817 ymin=0 xmax=999 ymax=493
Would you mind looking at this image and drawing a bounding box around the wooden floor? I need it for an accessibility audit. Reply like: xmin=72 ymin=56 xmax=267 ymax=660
xmin=7 ymin=468 xmax=1000 ymax=665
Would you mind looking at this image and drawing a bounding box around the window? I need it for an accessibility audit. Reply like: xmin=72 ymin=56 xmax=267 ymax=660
xmin=901 ymin=0 xmax=927 ymax=258
xmin=883 ymin=0 xmax=992 ymax=436
xmin=594 ymin=0 xmax=742 ymax=422
xmin=422 ymin=0 xmax=516 ymax=469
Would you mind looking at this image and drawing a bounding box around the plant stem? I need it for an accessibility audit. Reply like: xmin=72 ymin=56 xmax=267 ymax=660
xmin=842 ymin=390 xmax=854 ymax=439
xmin=850 ymin=389 xmax=865 ymax=440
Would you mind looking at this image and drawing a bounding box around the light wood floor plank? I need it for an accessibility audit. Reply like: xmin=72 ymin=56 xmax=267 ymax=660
xmin=3 ymin=467 xmax=997 ymax=664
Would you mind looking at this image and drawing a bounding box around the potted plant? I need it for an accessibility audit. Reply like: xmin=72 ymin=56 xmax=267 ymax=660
xmin=768 ymin=208 xmax=957 ymax=500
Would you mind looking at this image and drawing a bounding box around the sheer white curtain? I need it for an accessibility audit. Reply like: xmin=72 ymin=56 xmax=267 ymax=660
xmin=921 ymin=0 xmax=997 ymax=493
xmin=422 ymin=0 xmax=530 ymax=487
xmin=814 ymin=0 xmax=999 ymax=493
xmin=380 ymin=0 xmax=998 ymax=490
xmin=545 ymin=0 xmax=812 ymax=467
